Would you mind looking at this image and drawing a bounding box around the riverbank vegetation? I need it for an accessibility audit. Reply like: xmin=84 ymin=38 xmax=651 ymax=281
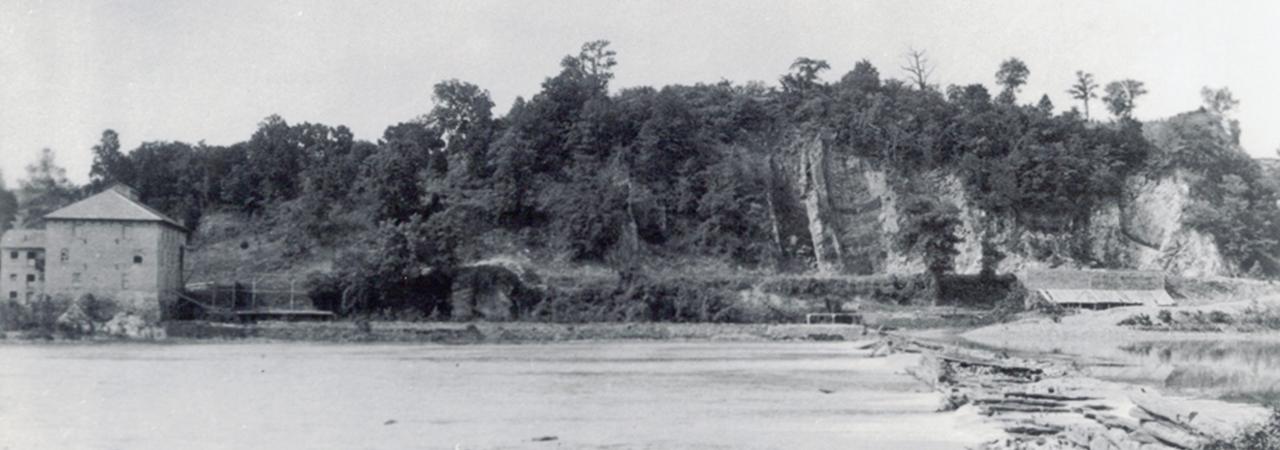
xmin=1117 ymin=299 xmax=1280 ymax=333
xmin=4 ymin=40 xmax=1278 ymax=318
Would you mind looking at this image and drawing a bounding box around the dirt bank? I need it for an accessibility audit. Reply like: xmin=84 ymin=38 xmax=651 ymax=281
xmin=961 ymin=300 xmax=1280 ymax=362
xmin=161 ymin=321 xmax=887 ymax=344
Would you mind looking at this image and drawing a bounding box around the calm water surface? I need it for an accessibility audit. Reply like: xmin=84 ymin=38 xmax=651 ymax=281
xmin=0 ymin=341 xmax=996 ymax=449
xmin=1105 ymin=340 xmax=1280 ymax=407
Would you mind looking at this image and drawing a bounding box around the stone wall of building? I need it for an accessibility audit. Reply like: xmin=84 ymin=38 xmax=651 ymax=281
xmin=44 ymin=220 xmax=182 ymax=321
xmin=155 ymin=224 xmax=188 ymax=316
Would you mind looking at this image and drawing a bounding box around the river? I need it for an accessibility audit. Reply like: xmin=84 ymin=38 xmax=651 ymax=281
xmin=0 ymin=341 xmax=998 ymax=449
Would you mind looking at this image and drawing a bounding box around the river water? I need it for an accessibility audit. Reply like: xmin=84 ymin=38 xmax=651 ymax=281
xmin=0 ymin=341 xmax=997 ymax=449
xmin=1107 ymin=339 xmax=1280 ymax=407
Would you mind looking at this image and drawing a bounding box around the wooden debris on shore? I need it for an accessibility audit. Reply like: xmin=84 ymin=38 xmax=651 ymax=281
xmin=881 ymin=335 xmax=1269 ymax=450
xmin=1129 ymin=392 xmax=1270 ymax=442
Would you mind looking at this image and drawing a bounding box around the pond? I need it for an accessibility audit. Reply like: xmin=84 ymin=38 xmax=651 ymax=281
xmin=0 ymin=341 xmax=998 ymax=449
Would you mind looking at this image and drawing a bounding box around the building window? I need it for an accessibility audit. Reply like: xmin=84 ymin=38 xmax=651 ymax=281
xmin=133 ymin=255 xmax=143 ymax=264
xmin=8 ymin=291 xmax=15 ymax=299
xmin=8 ymin=251 xmax=16 ymax=259
xmin=25 ymin=274 xmax=35 ymax=283
xmin=60 ymin=249 xmax=69 ymax=263
xmin=7 ymin=274 xmax=14 ymax=282
xmin=26 ymin=251 xmax=35 ymax=260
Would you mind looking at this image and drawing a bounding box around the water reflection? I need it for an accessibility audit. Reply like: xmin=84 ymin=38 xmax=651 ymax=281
xmin=1115 ymin=340 xmax=1280 ymax=407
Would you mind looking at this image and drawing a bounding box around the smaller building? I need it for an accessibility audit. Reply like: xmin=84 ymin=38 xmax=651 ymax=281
xmin=1021 ymin=269 xmax=1175 ymax=309
xmin=0 ymin=229 xmax=46 ymax=303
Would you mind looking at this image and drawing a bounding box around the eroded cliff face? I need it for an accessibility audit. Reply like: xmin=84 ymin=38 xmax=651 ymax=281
xmin=780 ymin=132 xmax=893 ymax=275
xmin=777 ymin=120 xmax=1233 ymax=277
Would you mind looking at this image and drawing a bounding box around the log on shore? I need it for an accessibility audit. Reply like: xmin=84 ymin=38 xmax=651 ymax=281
xmin=1130 ymin=392 xmax=1271 ymax=440
xmin=1004 ymin=391 xmax=1099 ymax=402
xmin=1139 ymin=420 xmax=1207 ymax=450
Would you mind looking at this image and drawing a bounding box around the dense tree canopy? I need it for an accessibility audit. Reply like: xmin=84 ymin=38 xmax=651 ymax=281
xmin=25 ymin=40 xmax=1280 ymax=314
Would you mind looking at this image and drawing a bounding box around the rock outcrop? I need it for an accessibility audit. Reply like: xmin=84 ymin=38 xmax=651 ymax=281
xmin=775 ymin=112 xmax=1241 ymax=277
xmin=450 ymin=257 xmax=546 ymax=321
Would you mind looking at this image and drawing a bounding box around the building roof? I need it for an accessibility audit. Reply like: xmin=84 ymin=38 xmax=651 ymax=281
xmin=44 ymin=185 xmax=188 ymax=232
xmin=1021 ymin=269 xmax=1164 ymax=291
xmin=1036 ymin=289 xmax=1175 ymax=307
xmin=0 ymin=229 xmax=45 ymax=249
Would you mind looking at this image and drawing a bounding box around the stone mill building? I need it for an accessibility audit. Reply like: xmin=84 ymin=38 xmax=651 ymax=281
xmin=0 ymin=185 xmax=189 ymax=320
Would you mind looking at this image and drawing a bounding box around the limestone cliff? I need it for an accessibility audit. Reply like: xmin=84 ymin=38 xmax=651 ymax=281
xmin=778 ymin=111 xmax=1241 ymax=277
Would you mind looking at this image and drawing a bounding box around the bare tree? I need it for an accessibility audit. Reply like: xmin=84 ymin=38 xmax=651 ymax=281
xmin=901 ymin=48 xmax=935 ymax=91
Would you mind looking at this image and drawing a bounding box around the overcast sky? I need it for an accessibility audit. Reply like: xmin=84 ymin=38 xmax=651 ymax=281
xmin=2 ymin=0 xmax=1278 ymax=187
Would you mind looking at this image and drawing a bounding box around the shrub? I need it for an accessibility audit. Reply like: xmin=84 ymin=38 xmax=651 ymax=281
xmin=77 ymin=294 xmax=119 ymax=322
xmin=762 ymin=274 xmax=931 ymax=307
xmin=1157 ymin=309 xmax=1174 ymax=324
xmin=0 ymin=300 xmax=26 ymax=332
xmin=304 ymin=271 xmax=344 ymax=313
xmin=1118 ymin=313 xmax=1153 ymax=327
xmin=1238 ymin=302 xmax=1280 ymax=330
xmin=1208 ymin=310 xmax=1234 ymax=324
xmin=938 ymin=274 xmax=1018 ymax=308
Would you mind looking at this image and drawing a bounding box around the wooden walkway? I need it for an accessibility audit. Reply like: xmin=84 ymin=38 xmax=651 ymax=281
xmin=174 ymin=290 xmax=335 ymax=322
xmin=234 ymin=309 xmax=335 ymax=321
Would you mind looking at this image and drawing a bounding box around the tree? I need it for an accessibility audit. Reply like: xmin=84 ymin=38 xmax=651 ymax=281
xmin=558 ymin=40 xmax=617 ymax=95
xmin=1201 ymin=86 xmax=1242 ymax=144
xmin=1036 ymin=94 xmax=1054 ymax=114
xmin=897 ymin=195 xmax=963 ymax=304
xmin=17 ymin=149 xmax=79 ymax=227
xmin=780 ymin=57 xmax=830 ymax=93
xmin=363 ymin=121 xmax=445 ymax=223
xmin=1201 ymin=86 xmax=1239 ymax=116
xmin=901 ymin=48 xmax=935 ymax=91
xmin=947 ymin=84 xmax=992 ymax=112
xmin=88 ymin=129 xmax=133 ymax=190
xmin=334 ymin=213 xmax=457 ymax=315
xmin=1102 ymin=79 xmax=1147 ymax=119
xmin=245 ymin=115 xmax=306 ymax=201
xmin=427 ymin=79 xmax=495 ymax=180
xmin=1067 ymin=71 xmax=1099 ymax=120
xmin=0 ymin=171 xmax=17 ymax=232
xmin=129 ymin=141 xmax=204 ymax=228
xmin=839 ymin=59 xmax=881 ymax=93
xmin=994 ymin=58 xmax=1030 ymax=104
xmin=428 ymin=79 xmax=495 ymax=144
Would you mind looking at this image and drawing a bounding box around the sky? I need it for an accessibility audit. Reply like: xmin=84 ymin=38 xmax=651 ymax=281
xmin=1 ymin=0 xmax=1278 ymax=187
